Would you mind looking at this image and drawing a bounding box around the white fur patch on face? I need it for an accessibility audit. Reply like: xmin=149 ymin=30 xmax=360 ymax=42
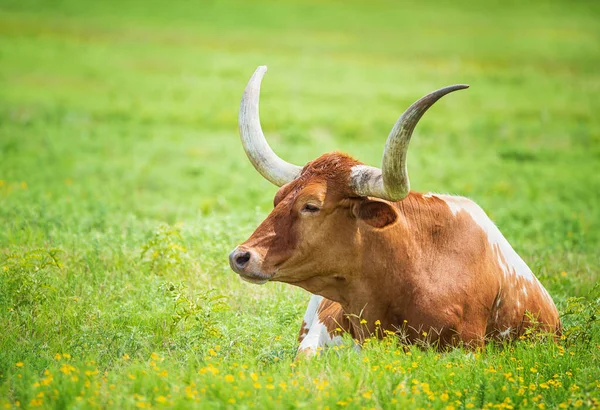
xmin=434 ymin=194 xmax=535 ymax=283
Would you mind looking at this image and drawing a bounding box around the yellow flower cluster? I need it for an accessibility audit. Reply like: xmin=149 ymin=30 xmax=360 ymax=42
xmin=3 ymin=340 xmax=596 ymax=410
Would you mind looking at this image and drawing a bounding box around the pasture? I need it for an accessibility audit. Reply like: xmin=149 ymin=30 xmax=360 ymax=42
xmin=1 ymin=0 xmax=599 ymax=408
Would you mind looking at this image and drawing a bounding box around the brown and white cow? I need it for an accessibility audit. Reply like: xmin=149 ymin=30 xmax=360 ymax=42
xmin=229 ymin=66 xmax=561 ymax=355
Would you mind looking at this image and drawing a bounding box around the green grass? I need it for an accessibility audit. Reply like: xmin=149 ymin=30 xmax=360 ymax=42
xmin=1 ymin=0 xmax=600 ymax=408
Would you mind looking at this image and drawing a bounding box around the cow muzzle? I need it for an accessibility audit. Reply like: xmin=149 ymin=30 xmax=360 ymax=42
xmin=228 ymin=246 xmax=272 ymax=285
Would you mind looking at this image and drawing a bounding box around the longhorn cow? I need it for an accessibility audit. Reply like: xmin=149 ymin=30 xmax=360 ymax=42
xmin=229 ymin=66 xmax=561 ymax=355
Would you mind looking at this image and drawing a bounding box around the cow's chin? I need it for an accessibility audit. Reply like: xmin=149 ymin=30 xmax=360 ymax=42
xmin=240 ymin=276 xmax=269 ymax=285
xmin=238 ymin=271 xmax=273 ymax=285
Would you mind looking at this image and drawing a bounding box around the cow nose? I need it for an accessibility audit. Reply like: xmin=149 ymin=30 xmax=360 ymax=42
xmin=229 ymin=248 xmax=252 ymax=272
xmin=235 ymin=251 xmax=251 ymax=268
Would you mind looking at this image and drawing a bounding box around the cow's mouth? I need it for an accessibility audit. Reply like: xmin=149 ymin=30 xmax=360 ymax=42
xmin=238 ymin=272 xmax=271 ymax=285
xmin=229 ymin=247 xmax=274 ymax=285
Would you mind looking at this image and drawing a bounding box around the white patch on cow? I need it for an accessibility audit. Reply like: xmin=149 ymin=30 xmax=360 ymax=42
xmin=297 ymin=294 xmax=342 ymax=356
xmin=433 ymin=194 xmax=535 ymax=283
xmin=302 ymin=294 xmax=324 ymax=329
xmin=499 ymin=327 xmax=512 ymax=338
xmin=298 ymin=318 xmax=342 ymax=356
xmin=522 ymin=285 xmax=528 ymax=297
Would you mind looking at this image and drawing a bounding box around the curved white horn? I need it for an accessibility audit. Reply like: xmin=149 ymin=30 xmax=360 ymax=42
xmin=239 ymin=66 xmax=302 ymax=186
xmin=350 ymin=84 xmax=469 ymax=201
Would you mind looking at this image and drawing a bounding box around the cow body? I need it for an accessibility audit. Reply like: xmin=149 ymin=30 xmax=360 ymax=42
xmin=233 ymin=154 xmax=561 ymax=355
xmin=295 ymin=188 xmax=560 ymax=355
xmin=230 ymin=66 xmax=561 ymax=356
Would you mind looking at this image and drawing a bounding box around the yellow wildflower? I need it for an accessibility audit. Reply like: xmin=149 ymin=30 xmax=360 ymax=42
xmin=29 ymin=399 xmax=42 ymax=407
xmin=60 ymin=364 xmax=76 ymax=375
xmin=40 ymin=375 xmax=53 ymax=386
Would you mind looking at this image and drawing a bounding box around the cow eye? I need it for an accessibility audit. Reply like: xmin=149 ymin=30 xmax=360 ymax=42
xmin=301 ymin=203 xmax=320 ymax=213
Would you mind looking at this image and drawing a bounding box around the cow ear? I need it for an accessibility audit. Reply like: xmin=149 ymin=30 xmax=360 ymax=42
xmin=354 ymin=199 xmax=398 ymax=228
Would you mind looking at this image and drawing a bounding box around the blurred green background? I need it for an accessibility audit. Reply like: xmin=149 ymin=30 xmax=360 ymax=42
xmin=1 ymin=0 xmax=599 ymax=408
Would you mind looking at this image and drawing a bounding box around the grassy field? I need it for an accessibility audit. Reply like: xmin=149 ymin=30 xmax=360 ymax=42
xmin=1 ymin=0 xmax=600 ymax=408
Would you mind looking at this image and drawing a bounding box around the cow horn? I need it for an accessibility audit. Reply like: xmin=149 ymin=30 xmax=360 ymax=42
xmin=239 ymin=66 xmax=302 ymax=187
xmin=350 ymin=84 xmax=469 ymax=201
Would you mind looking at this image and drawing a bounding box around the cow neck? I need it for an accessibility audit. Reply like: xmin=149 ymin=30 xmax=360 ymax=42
xmin=339 ymin=192 xmax=453 ymax=341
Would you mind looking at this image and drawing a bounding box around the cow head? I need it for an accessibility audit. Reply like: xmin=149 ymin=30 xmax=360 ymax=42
xmin=229 ymin=66 xmax=467 ymax=297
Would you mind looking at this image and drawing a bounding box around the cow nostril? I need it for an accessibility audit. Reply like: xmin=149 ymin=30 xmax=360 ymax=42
xmin=234 ymin=251 xmax=251 ymax=268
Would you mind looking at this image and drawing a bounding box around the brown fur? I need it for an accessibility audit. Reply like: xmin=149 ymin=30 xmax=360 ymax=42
xmin=235 ymin=152 xmax=561 ymax=348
